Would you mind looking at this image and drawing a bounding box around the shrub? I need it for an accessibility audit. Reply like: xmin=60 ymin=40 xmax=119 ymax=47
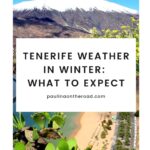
xmin=101 ymin=131 xmax=107 ymax=139
xmin=90 ymin=17 xmax=139 ymax=75
xmin=107 ymin=119 xmax=113 ymax=126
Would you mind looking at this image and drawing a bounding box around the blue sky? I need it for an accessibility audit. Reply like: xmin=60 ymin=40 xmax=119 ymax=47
xmin=13 ymin=0 xmax=139 ymax=11
xmin=108 ymin=0 xmax=139 ymax=10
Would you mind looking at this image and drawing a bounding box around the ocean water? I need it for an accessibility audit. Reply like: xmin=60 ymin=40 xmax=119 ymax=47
xmin=61 ymin=112 xmax=79 ymax=137
xmin=13 ymin=103 xmax=79 ymax=137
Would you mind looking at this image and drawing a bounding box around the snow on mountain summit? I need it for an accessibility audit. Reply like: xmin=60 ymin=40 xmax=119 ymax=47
xmin=14 ymin=0 xmax=138 ymax=14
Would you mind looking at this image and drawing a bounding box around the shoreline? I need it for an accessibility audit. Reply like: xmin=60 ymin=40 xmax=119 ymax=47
xmin=69 ymin=112 xmax=84 ymax=138
xmin=69 ymin=112 xmax=117 ymax=150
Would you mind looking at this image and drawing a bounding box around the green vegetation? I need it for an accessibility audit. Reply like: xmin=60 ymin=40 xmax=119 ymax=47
xmin=101 ymin=130 xmax=107 ymax=139
xmin=14 ymin=138 xmax=78 ymax=150
xmin=13 ymin=112 xmax=68 ymax=150
xmin=13 ymin=112 xmax=136 ymax=150
xmin=115 ymin=113 xmax=134 ymax=150
xmin=31 ymin=112 xmax=65 ymax=130
xmin=101 ymin=140 xmax=109 ymax=150
xmin=13 ymin=112 xmax=93 ymax=150
xmin=115 ymin=140 xmax=124 ymax=150
xmin=100 ymin=118 xmax=113 ymax=140
xmin=14 ymin=141 xmax=25 ymax=150
xmin=13 ymin=112 xmax=25 ymax=130
xmin=85 ymin=145 xmax=92 ymax=150
xmin=90 ymin=17 xmax=139 ymax=75
xmin=45 ymin=138 xmax=78 ymax=150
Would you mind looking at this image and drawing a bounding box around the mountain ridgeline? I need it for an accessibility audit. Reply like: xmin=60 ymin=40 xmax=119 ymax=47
xmin=13 ymin=8 xmax=139 ymax=39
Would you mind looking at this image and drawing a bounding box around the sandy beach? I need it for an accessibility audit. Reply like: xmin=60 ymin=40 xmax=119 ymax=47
xmin=70 ymin=112 xmax=117 ymax=150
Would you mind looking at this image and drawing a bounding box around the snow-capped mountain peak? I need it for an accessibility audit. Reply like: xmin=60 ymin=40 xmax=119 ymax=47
xmin=14 ymin=0 xmax=138 ymax=14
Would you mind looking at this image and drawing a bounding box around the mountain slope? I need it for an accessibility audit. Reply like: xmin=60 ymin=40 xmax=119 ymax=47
xmin=13 ymin=0 xmax=139 ymax=39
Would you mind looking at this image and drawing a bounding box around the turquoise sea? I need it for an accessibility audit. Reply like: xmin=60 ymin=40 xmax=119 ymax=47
xmin=13 ymin=103 xmax=79 ymax=137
